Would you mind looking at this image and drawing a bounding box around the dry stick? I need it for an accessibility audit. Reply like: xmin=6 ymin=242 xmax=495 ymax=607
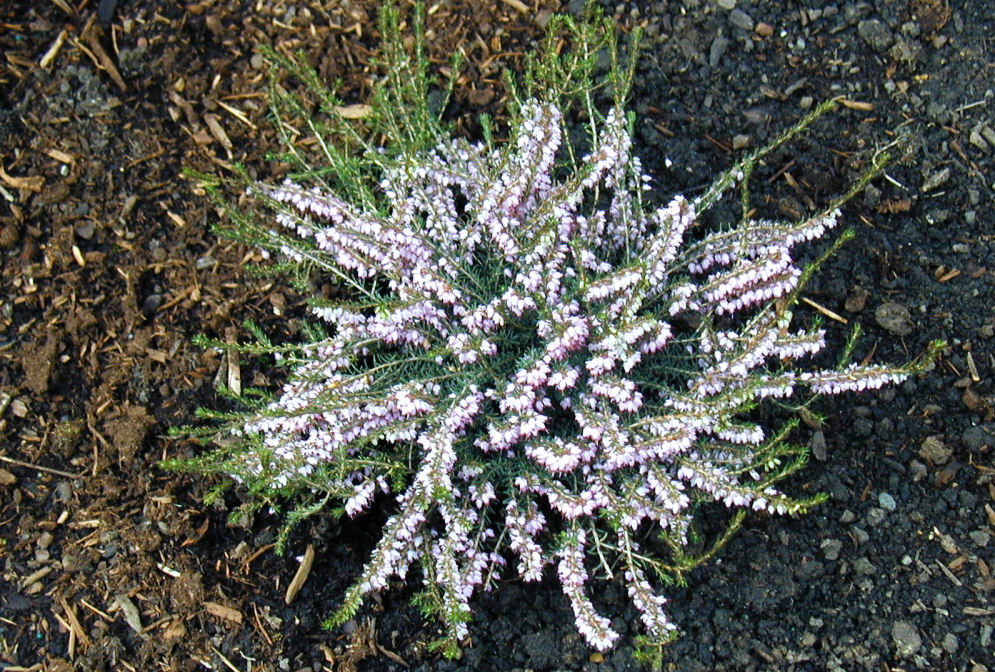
xmin=78 ymin=14 xmax=127 ymax=93
xmin=59 ymin=597 xmax=93 ymax=649
xmin=0 ymin=454 xmax=85 ymax=479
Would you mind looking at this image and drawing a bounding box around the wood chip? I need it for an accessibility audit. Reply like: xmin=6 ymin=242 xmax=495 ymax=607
xmin=837 ymin=98 xmax=874 ymax=111
xmin=963 ymin=606 xmax=995 ymax=616
xmin=215 ymin=98 xmax=257 ymax=130
xmin=0 ymin=164 xmax=44 ymax=192
xmin=966 ymin=351 xmax=980 ymax=382
xmin=937 ymin=268 xmax=961 ymax=282
xmin=204 ymin=601 xmax=243 ymax=624
xmin=285 ymin=543 xmax=316 ymax=604
xmin=39 ymin=29 xmax=68 ymax=69
xmin=335 ymin=104 xmax=372 ymax=119
xmin=20 ymin=565 xmax=53 ymax=589
xmin=934 ymin=558 xmax=963 ymax=586
xmin=203 ymin=113 xmax=233 ymax=157
xmin=499 ymin=0 xmax=530 ymax=14
xmin=43 ymin=148 xmax=75 ymax=164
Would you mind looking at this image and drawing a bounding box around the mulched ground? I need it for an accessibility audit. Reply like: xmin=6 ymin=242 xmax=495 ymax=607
xmin=1 ymin=1 xmax=992 ymax=671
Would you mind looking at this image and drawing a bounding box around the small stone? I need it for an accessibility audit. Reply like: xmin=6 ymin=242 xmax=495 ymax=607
xmin=854 ymin=557 xmax=877 ymax=575
xmin=863 ymin=184 xmax=882 ymax=209
xmin=981 ymin=125 xmax=995 ymax=148
xmin=866 ymin=507 xmax=887 ymax=527
xmin=840 ymin=510 xmax=857 ymax=524
xmin=853 ymin=418 xmax=873 ymax=437
xmin=250 ymin=53 xmax=264 ymax=70
xmin=800 ymin=632 xmax=817 ymax=647
xmin=875 ymin=302 xmax=915 ymax=335
xmin=858 ymin=19 xmax=894 ymax=53
xmin=731 ymin=134 xmax=751 ymax=150
xmin=961 ymin=426 xmax=995 ymax=452
xmin=755 ymin=22 xmax=774 ymax=37
xmin=851 ymin=526 xmax=870 ymax=546
xmin=919 ymin=435 xmax=953 ymax=465
xmin=969 ymin=530 xmax=991 ymax=548
xmin=878 ymin=492 xmax=897 ymax=511
xmin=810 ymin=430 xmax=827 ymax=462
xmin=941 ymin=633 xmax=959 ymax=654
xmin=75 ymin=221 xmax=97 ymax=240
xmin=970 ymin=127 xmax=990 ymax=151
xmin=717 ymin=0 xmax=736 ymax=9
xmin=709 ymin=35 xmax=731 ymax=67
xmin=821 ymin=538 xmax=843 ymax=561
xmin=889 ymin=39 xmax=923 ymax=64
xmin=729 ymin=9 xmax=754 ymax=31
xmin=891 ymin=621 xmax=922 ymax=657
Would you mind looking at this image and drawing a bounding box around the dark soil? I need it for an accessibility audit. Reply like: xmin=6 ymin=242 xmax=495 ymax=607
xmin=1 ymin=1 xmax=992 ymax=672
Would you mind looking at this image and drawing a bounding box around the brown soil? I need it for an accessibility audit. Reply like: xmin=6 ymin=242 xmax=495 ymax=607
xmin=0 ymin=2 xmax=560 ymax=670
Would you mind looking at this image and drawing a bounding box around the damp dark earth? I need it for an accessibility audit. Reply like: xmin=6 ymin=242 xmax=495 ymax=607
xmin=1 ymin=1 xmax=993 ymax=671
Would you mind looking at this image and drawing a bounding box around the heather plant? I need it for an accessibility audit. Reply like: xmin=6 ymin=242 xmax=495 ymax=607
xmin=170 ymin=4 xmax=941 ymax=661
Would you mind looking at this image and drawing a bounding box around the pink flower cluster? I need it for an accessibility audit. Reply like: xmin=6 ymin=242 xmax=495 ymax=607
xmin=232 ymin=95 xmax=914 ymax=653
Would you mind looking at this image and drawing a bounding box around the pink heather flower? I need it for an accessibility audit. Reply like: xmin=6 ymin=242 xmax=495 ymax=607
xmin=217 ymin=76 xmax=924 ymax=656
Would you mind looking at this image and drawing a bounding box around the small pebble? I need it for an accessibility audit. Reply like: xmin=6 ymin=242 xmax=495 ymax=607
xmin=821 ymin=539 xmax=842 ymax=561
xmin=919 ymin=435 xmax=953 ymax=465
xmin=755 ymin=22 xmax=773 ymax=37
xmin=969 ymin=530 xmax=990 ymax=548
xmin=857 ymin=19 xmax=895 ymax=53
xmin=878 ymin=493 xmax=896 ymax=511
xmin=709 ymin=35 xmax=731 ymax=67
xmin=729 ymin=8 xmax=754 ymax=31
xmin=891 ymin=621 xmax=922 ymax=657
xmin=810 ymin=430 xmax=827 ymax=462
xmin=941 ymin=633 xmax=959 ymax=654
xmin=854 ymin=557 xmax=877 ymax=576
xmin=866 ymin=507 xmax=887 ymax=527
xmin=75 ymin=222 xmax=97 ymax=240
xmin=875 ymin=302 xmax=915 ymax=336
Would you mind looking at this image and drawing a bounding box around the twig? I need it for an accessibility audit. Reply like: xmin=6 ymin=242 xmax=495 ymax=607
xmin=78 ymin=14 xmax=127 ymax=93
xmin=0 ymin=454 xmax=85 ymax=479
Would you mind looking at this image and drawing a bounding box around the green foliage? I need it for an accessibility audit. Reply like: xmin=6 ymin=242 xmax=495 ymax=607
xmin=170 ymin=0 xmax=946 ymax=663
